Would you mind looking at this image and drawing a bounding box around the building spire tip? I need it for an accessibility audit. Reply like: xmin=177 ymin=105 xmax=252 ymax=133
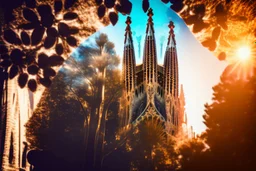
xmin=168 ymin=21 xmax=175 ymax=29
xmin=147 ymin=8 xmax=154 ymax=17
xmin=167 ymin=20 xmax=176 ymax=47
xmin=126 ymin=16 xmax=132 ymax=25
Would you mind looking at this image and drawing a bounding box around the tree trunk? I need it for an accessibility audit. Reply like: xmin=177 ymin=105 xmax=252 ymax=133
xmin=93 ymin=67 xmax=106 ymax=170
xmin=94 ymin=107 xmax=108 ymax=171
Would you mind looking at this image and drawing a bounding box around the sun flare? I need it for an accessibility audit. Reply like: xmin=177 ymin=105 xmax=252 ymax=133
xmin=237 ymin=46 xmax=251 ymax=61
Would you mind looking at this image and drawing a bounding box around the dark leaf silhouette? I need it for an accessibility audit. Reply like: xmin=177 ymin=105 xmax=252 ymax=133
xmin=109 ymin=12 xmax=118 ymax=25
xmin=66 ymin=36 xmax=77 ymax=47
xmin=0 ymin=60 xmax=12 ymax=68
xmin=25 ymin=54 xmax=36 ymax=65
xmin=63 ymin=12 xmax=78 ymax=20
xmin=170 ymin=1 xmax=184 ymax=13
xmin=122 ymin=0 xmax=132 ymax=14
xmin=54 ymin=0 xmax=63 ymax=13
xmin=193 ymin=20 xmax=209 ymax=33
xmin=48 ymin=55 xmax=64 ymax=66
xmin=116 ymin=0 xmax=132 ymax=14
xmin=64 ymin=0 xmax=77 ymax=9
xmin=21 ymin=31 xmax=31 ymax=46
xmin=217 ymin=17 xmax=228 ymax=30
xmin=142 ymin=0 xmax=149 ymax=13
xmin=19 ymin=22 xmax=38 ymax=30
xmin=212 ymin=26 xmax=221 ymax=40
xmin=184 ymin=15 xmax=197 ymax=25
xmin=55 ymin=44 xmax=64 ymax=55
xmin=39 ymin=77 xmax=52 ymax=87
xmin=44 ymin=36 xmax=56 ymax=49
xmin=23 ymin=8 xmax=39 ymax=23
xmin=37 ymin=5 xmax=52 ymax=18
xmin=41 ymin=14 xmax=54 ymax=28
xmin=3 ymin=29 xmax=21 ymax=45
xmin=47 ymin=27 xmax=58 ymax=38
xmin=31 ymin=26 xmax=45 ymax=46
xmin=194 ymin=4 xmax=206 ymax=16
xmin=58 ymin=22 xmax=70 ymax=37
xmin=10 ymin=49 xmax=24 ymax=65
xmin=28 ymin=79 xmax=37 ymax=92
xmin=9 ymin=65 xmax=19 ymax=79
xmin=202 ymin=38 xmax=216 ymax=51
xmin=38 ymin=53 xmax=49 ymax=68
xmin=27 ymin=65 xmax=39 ymax=75
xmin=16 ymin=38 xmax=22 ymax=45
xmin=97 ymin=5 xmax=106 ymax=19
xmin=215 ymin=3 xmax=226 ymax=15
xmin=218 ymin=52 xmax=226 ymax=61
xmin=161 ymin=0 xmax=169 ymax=4
xmin=43 ymin=67 xmax=56 ymax=77
xmin=1 ymin=54 xmax=10 ymax=60
xmin=25 ymin=0 xmax=36 ymax=8
xmin=96 ymin=0 xmax=103 ymax=5
xmin=0 ymin=45 xmax=8 ymax=54
xmin=70 ymin=27 xmax=79 ymax=34
xmin=192 ymin=23 xmax=203 ymax=33
xmin=18 ymin=73 xmax=29 ymax=88
xmin=105 ymin=0 xmax=116 ymax=8
xmin=115 ymin=4 xmax=122 ymax=13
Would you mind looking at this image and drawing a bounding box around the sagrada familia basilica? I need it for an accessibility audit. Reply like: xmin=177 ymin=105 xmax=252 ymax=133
xmin=121 ymin=8 xmax=189 ymax=136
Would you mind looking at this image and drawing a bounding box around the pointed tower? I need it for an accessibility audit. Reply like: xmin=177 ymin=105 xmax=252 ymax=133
xmin=179 ymin=84 xmax=186 ymax=129
xmin=123 ymin=16 xmax=136 ymax=94
xmin=143 ymin=8 xmax=158 ymax=85
xmin=184 ymin=113 xmax=187 ymax=125
xmin=163 ymin=21 xmax=179 ymax=97
xmin=121 ymin=16 xmax=136 ymax=127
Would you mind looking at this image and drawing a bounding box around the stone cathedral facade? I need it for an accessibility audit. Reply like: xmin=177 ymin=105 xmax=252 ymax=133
xmin=122 ymin=8 xmax=187 ymax=135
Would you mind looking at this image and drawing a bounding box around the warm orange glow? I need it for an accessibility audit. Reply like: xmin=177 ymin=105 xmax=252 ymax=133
xmin=237 ymin=46 xmax=251 ymax=61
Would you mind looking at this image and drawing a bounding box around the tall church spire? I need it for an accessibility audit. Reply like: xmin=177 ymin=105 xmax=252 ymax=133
xmin=164 ymin=21 xmax=179 ymax=97
xmin=123 ymin=16 xmax=136 ymax=93
xmin=143 ymin=8 xmax=158 ymax=84
xmin=179 ymin=84 xmax=186 ymax=128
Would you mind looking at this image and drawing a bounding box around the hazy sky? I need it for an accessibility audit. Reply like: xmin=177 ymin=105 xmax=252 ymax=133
xmin=81 ymin=0 xmax=227 ymax=134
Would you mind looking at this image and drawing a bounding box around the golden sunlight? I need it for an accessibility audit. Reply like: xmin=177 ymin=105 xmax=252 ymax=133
xmin=237 ymin=46 xmax=251 ymax=61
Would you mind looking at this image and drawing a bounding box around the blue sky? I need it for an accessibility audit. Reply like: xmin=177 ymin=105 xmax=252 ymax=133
xmin=78 ymin=0 xmax=227 ymax=134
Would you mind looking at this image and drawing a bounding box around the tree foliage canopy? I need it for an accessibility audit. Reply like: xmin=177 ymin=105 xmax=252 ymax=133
xmin=178 ymin=65 xmax=256 ymax=171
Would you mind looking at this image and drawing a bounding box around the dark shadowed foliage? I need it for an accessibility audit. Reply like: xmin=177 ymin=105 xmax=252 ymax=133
xmin=178 ymin=64 xmax=256 ymax=171
xmin=124 ymin=119 xmax=178 ymax=171
xmin=25 ymin=72 xmax=85 ymax=170
xmin=0 ymin=0 xmax=91 ymax=91
xmin=26 ymin=33 xmax=122 ymax=171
